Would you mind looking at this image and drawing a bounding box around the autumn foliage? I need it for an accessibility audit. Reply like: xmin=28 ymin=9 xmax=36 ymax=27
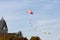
xmin=30 ymin=36 xmax=41 ymax=40
xmin=0 ymin=35 xmax=41 ymax=40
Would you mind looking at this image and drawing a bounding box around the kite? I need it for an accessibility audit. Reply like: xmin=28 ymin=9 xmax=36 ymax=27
xmin=43 ymin=32 xmax=50 ymax=35
xmin=43 ymin=32 xmax=48 ymax=34
xmin=26 ymin=9 xmax=34 ymax=28
xmin=27 ymin=9 xmax=33 ymax=15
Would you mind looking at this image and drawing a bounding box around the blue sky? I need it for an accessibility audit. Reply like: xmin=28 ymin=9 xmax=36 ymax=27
xmin=0 ymin=0 xmax=60 ymax=40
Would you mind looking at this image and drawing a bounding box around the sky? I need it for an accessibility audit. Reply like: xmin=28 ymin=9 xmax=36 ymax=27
xmin=0 ymin=0 xmax=60 ymax=40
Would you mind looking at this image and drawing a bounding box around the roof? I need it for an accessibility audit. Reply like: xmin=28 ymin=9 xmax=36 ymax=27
xmin=0 ymin=17 xmax=7 ymax=28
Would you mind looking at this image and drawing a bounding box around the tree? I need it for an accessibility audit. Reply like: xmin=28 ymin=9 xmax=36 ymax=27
xmin=24 ymin=37 xmax=28 ymax=40
xmin=19 ymin=37 xmax=28 ymax=40
xmin=30 ymin=36 xmax=41 ymax=40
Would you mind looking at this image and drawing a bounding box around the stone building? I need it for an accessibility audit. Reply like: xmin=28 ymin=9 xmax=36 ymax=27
xmin=0 ymin=17 xmax=8 ymax=34
xmin=0 ymin=17 xmax=23 ymax=38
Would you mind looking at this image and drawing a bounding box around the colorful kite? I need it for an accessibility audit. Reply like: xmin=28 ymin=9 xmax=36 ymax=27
xmin=27 ymin=9 xmax=33 ymax=15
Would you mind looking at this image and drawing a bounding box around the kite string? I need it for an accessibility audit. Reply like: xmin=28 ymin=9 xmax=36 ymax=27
xmin=29 ymin=19 xmax=50 ymax=35
xmin=29 ymin=15 xmax=33 ymax=27
xmin=29 ymin=19 xmax=33 ymax=27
